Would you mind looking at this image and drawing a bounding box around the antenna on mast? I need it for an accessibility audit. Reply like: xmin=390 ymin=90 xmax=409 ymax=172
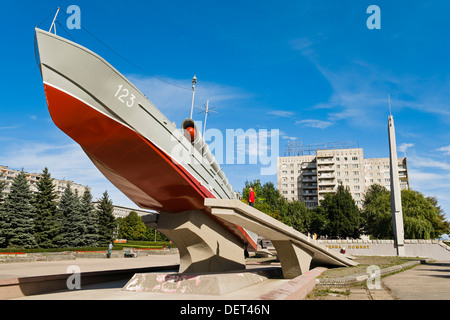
xmin=196 ymin=100 xmax=218 ymax=137
xmin=49 ymin=7 xmax=61 ymax=34
xmin=189 ymin=75 xmax=197 ymax=119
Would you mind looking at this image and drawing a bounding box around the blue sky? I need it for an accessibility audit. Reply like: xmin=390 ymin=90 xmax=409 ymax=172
xmin=1 ymin=1 xmax=450 ymax=223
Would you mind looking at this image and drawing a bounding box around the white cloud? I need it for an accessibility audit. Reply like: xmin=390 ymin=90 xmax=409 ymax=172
xmin=294 ymin=51 xmax=450 ymax=128
xmin=295 ymin=119 xmax=333 ymax=129
xmin=409 ymin=154 xmax=450 ymax=171
xmin=267 ymin=110 xmax=294 ymax=118
xmin=437 ymin=145 xmax=450 ymax=155
xmin=0 ymin=125 xmax=21 ymax=130
xmin=127 ymin=74 xmax=252 ymax=124
xmin=398 ymin=143 xmax=414 ymax=153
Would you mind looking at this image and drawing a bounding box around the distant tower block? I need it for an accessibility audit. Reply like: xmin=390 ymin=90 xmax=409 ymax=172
xmin=388 ymin=114 xmax=405 ymax=256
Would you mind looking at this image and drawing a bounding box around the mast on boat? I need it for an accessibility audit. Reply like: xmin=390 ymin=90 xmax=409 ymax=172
xmin=49 ymin=7 xmax=60 ymax=34
xmin=190 ymin=75 xmax=197 ymax=119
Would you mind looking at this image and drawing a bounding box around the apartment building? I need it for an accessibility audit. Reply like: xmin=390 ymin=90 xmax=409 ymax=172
xmin=0 ymin=165 xmax=89 ymax=200
xmin=92 ymin=202 xmax=153 ymax=219
xmin=277 ymin=148 xmax=409 ymax=208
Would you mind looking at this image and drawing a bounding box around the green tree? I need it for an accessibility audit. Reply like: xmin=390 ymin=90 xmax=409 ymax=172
xmin=309 ymin=206 xmax=328 ymax=237
xmin=426 ymin=196 xmax=450 ymax=237
xmin=0 ymin=173 xmax=6 ymax=247
xmin=362 ymin=186 xmax=450 ymax=239
xmin=0 ymin=171 xmax=37 ymax=248
xmin=57 ymin=183 xmax=83 ymax=247
xmin=144 ymin=226 xmax=168 ymax=242
xmin=320 ymin=184 xmax=361 ymax=239
xmin=283 ymin=200 xmax=311 ymax=233
xmin=33 ymin=167 xmax=60 ymax=248
xmin=361 ymin=184 xmax=393 ymax=239
xmin=0 ymin=172 xmax=6 ymax=203
xmin=241 ymin=180 xmax=312 ymax=233
xmin=402 ymin=189 xmax=447 ymax=239
xmin=96 ymin=191 xmax=116 ymax=246
xmin=119 ymin=211 xmax=147 ymax=240
xmin=79 ymin=188 xmax=99 ymax=247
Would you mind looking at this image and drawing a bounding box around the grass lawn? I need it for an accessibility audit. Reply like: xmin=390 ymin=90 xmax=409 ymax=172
xmin=317 ymin=255 xmax=421 ymax=279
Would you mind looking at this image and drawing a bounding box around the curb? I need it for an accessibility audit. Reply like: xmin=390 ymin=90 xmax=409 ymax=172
xmin=315 ymin=260 xmax=423 ymax=287
xmin=255 ymin=267 xmax=327 ymax=300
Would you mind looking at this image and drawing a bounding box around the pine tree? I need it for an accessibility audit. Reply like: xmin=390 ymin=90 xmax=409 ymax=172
xmin=33 ymin=167 xmax=60 ymax=248
xmin=0 ymin=173 xmax=6 ymax=247
xmin=0 ymin=172 xmax=6 ymax=203
xmin=1 ymin=171 xmax=37 ymax=248
xmin=96 ymin=191 xmax=116 ymax=246
xmin=79 ymin=188 xmax=98 ymax=247
xmin=57 ymin=183 xmax=83 ymax=247
xmin=320 ymin=184 xmax=361 ymax=239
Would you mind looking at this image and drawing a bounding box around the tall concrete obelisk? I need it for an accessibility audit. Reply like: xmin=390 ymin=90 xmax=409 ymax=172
xmin=388 ymin=112 xmax=405 ymax=256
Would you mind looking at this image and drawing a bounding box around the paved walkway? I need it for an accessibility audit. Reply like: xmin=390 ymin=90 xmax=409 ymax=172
xmin=0 ymin=254 xmax=180 ymax=280
xmin=2 ymin=254 xmax=450 ymax=300
xmin=383 ymin=261 xmax=450 ymax=300
xmin=309 ymin=261 xmax=450 ymax=300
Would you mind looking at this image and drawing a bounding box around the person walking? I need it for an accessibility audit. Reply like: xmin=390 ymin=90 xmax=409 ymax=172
xmin=107 ymin=242 xmax=113 ymax=258
xmin=248 ymin=187 xmax=255 ymax=207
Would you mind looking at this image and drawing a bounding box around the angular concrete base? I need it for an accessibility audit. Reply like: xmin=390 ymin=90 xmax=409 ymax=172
xmin=153 ymin=210 xmax=245 ymax=273
xmin=205 ymin=199 xmax=357 ymax=279
xmin=272 ymin=240 xmax=314 ymax=279
xmin=123 ymin=268 xmax=282 ymax=296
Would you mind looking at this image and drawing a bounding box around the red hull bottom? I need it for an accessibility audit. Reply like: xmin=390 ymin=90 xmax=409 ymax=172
xmin=44 ymin=84 xmax=256 ymax=249
xmin=44 ymin=83 xmax=213 ymax=212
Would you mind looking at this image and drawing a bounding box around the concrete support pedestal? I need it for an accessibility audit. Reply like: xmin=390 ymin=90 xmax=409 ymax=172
xmin=153 ymin=210 xmax=245 ymax=273
xmin=272 ymin=240 xmax=314 ymax=279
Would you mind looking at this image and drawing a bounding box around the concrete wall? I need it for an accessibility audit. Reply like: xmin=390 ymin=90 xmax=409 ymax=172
xmin=317 ymin=239 xmax=450 ymax=261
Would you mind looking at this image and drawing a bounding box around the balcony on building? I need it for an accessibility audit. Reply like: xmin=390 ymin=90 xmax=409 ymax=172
xmin=299 ymin=175 xmax=317 ymax=182
xmin=318 ymin=186 xmax=335 ymax=193
xmin=318 ymin=178 xmax=336 ymax=186
xmin=317 ymin=164 xmax=335 ymax=172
